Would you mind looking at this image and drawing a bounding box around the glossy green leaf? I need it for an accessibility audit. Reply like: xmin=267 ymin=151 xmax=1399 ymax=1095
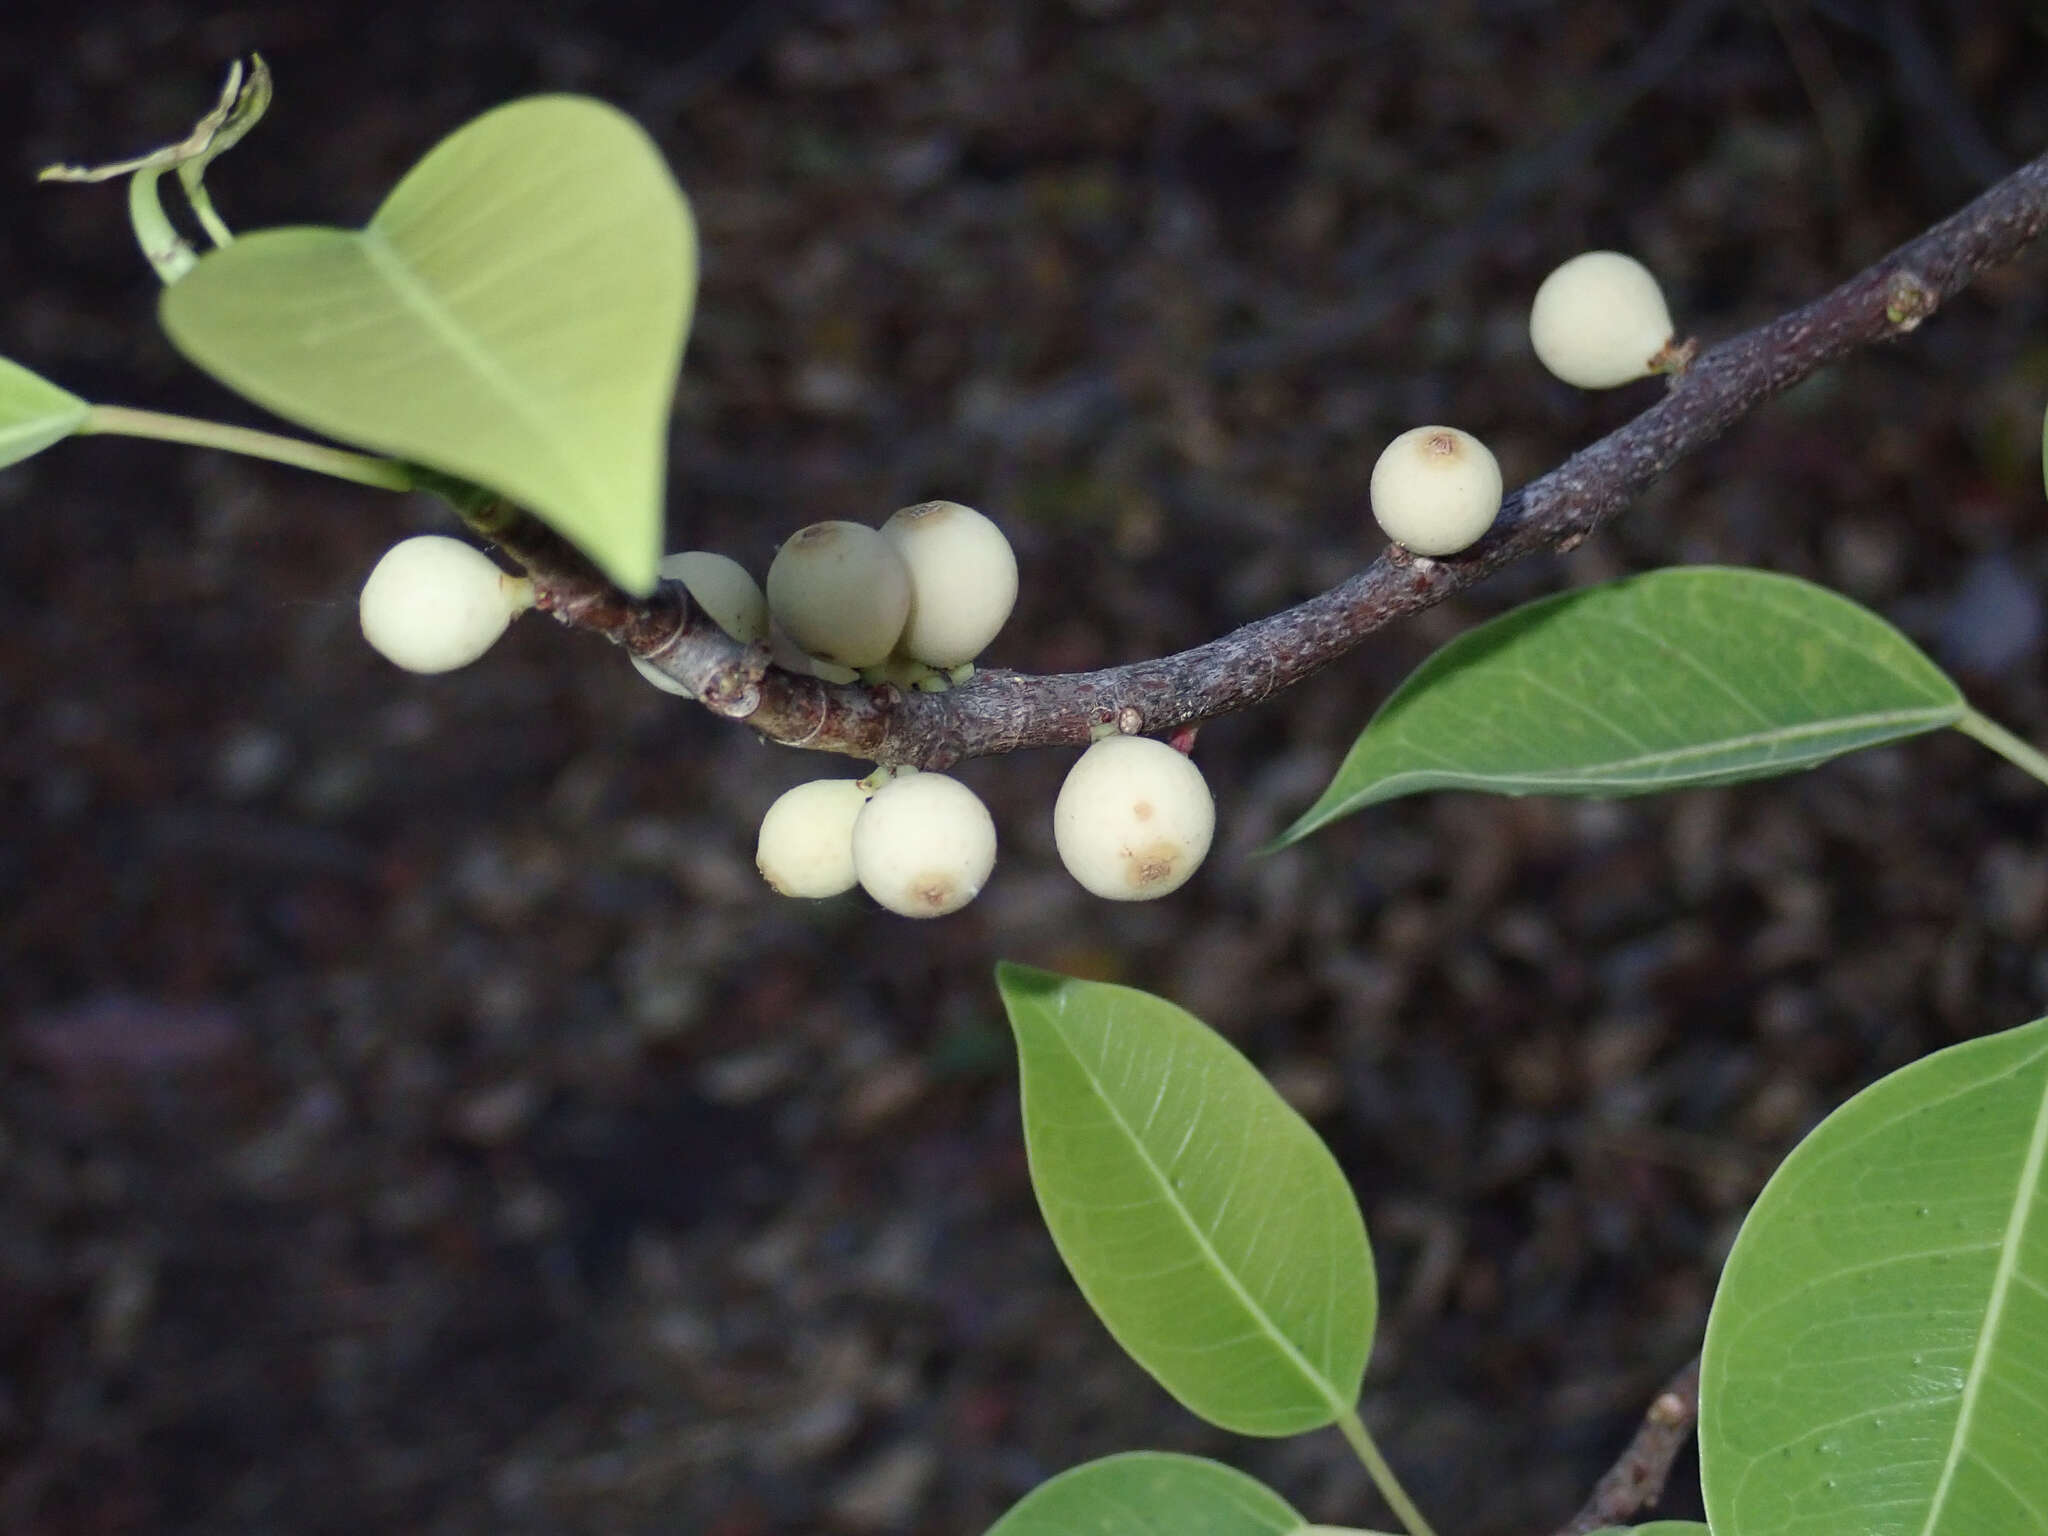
xmin=1700 ymin=1017 xmax=2048 ymax=1536
xmin=160 ymin=95 xmax=695 ymax=594
xmin=1274 ymin=567 xmax=1963 ymax=846
xmin=1584 ymin=1525 xmax=1710 ymax=1535
xmin=0 ymin=357 xmax=90 ymax=469
xmin=996 ymin=963 xmax=1375 ymax=1436
xmin=985 ymin=1453 xmax=1304 ymax=1536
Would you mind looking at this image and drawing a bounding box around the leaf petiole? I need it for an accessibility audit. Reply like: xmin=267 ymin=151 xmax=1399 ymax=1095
xmin=76 ymin=404 xmax=413 ymax=491
xmin=1955 ymin=707 xmax=2048 ymax=790
xmin=1335 ymin=1409 xmax=1440 ymax=1536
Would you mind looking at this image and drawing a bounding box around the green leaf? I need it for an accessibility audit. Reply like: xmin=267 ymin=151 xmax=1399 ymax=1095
xmin=1273 ymin=567 xmax=1963 ymax=846
xmin=996 ymin=963 xmax=1375 ymax=1437
xmin=1699 ymin=1017 xmax=2048 ymax=1536
xmin=1583 ymin=1525 xmax=1711 ymax=1535
xmin=0 ymin=357 xmax=90 ymax=469
xmin=984 ymin=1453 xmax=1305 ymax=1536
xmin=159 ymin=95 xmax=694 ymax=594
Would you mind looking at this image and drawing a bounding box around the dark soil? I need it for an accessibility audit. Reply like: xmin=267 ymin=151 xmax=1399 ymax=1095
xmin=4 ymin=4 xmax=2047 ymax=1533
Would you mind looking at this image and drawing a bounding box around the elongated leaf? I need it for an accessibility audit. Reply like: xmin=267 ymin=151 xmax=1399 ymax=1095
xmin=0 ymin=357 xmax=89 ymax=469
xmin=996 ymin=963 xmax=1375 ymax=1437
xmin=160 ymin=95 xmax=694 ymax=594
xmin=1700 ymin=1017 xmax=2048 ymax=1536
xmin=1274 ymin=567 xmax=1963 ymax=846
xmin=985 ymin=1453 xmax=1304 ymax=1536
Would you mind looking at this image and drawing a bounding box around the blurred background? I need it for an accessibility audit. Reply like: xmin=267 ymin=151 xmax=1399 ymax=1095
xmin=3 ymin=2 xmax=2047 ymax=1532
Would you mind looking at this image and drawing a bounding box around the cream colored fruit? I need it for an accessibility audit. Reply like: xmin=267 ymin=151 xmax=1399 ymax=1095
xmin=359 ymin=535 xmax=528 ymax=674
xmin=1368 ymin=426 xmax=1503 ymax=557
xmin=1053 ymin=734 xmax=1215 ymax=901
xmin=665 ymin=550 xmax=768 ymax=643
xmin=765 ymin=521 xmax=911 ymax=667
xmin=769 ymin=620 xmax=861 ymax=684
xmin=756 ymin=778 xmax=870 ymax=898
xmin=1528 ymin=251 xmax=1673 ymax=389
xmin=880 ymin=501 xmax=1019 ymax=667
xmin=851 ymin=772 xmax=997 ymax=918
xmin=634 ymin=550 xmax=770 ymax=695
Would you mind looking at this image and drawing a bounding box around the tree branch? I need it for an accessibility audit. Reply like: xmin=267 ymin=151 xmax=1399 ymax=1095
xmin=483 ymin=143 xmax=2048 ymax=770
xmin=1551 ymin=1354 xmax=1703 ymax=1536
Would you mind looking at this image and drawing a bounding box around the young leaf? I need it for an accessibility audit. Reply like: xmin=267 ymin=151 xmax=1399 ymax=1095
xmin=984 ymin=1452 xmax=1304 ymax=1536
xmin=995 ymin=963 xmax=1375 ymax=1437
xmin=159 ymin=95 xmax=695 ymax=596
xmin=1273 ymin=567 xmax=1963 ymax=846
xmin=1699 ymin=1017 xmax=2048 ymax=1536
xmin=0 ymin=357 xmax=90 ymax=469
xmin=38 ymin=56 xmax=272 ymax=281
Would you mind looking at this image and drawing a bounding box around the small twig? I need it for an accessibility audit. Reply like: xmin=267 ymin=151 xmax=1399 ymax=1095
xmin=477 ymin=142 xmax=2048 ymax=769
xmin=1552 ymin=1354 xmax=1703 ymax=1536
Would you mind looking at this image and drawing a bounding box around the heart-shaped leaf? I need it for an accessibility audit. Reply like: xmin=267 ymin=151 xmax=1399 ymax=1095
xmin=160 ymin=95 xmax=694 ymax=594
xmin=996 ymin=963 xmax=1376 ymax=1437
xmin=1700 ymin=1017 xmax=2048 ymax=1536
xmin=1273 ymin=567 xmax=1963 ymax=846
xmin=984 ymin=1453 xmax=1306 ymax=1536
xmin=0 ymin=357 xmax=90 ymax=469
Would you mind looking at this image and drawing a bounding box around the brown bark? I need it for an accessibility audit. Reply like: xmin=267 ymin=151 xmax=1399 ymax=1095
xmin=476 ymin=146 xmax=2048 ymax=769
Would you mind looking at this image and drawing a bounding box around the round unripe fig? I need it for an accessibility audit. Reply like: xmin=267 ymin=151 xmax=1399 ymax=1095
xmin=634 ymin=550 xmax=770 ymax=696
xmin=769 ymin=620 xmax=861 ymax=685
xmin=756 ymin=778 xmax=870 ymax=898
xmin=880 ymin=501 xmax=1019 ymax=667
xmin=851 ymin=771 xmax=997 ymax=918
xmin=765 ymin=520 xmax=911 ymax=668
xmin=1369 ymin=426 xmax=1502 ymax=557
xmin=359 ymin=535 xmax=528 ymax=674
xmin=665 ymin=550 xmax=768 ymax=643
xmin=1054 ymin=734 xmax=1214 ymax=901
xmin=1528 ymin=251 xmax=1674 ymax=389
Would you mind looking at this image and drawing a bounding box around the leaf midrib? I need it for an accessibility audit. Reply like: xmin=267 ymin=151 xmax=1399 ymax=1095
xmin=356 ymin=229 xmax=594 ymax=506
xmin=1050 ymin=1010 xmax=1349 ymax=1423
xmin=1914 ymin=1051 xmax=2048 ymax=1536
xmin=1379 ymin=702 xmax=1960 ymax=784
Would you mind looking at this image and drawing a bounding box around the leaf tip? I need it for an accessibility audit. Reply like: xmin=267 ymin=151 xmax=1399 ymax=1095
xmin=1254 ymin=820 xmax=1312 ymax=857
xmin=993 ymin=960 xmax=1062 ymax=1001
xmin=605 ymin=541 xmax=661 ymax=599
